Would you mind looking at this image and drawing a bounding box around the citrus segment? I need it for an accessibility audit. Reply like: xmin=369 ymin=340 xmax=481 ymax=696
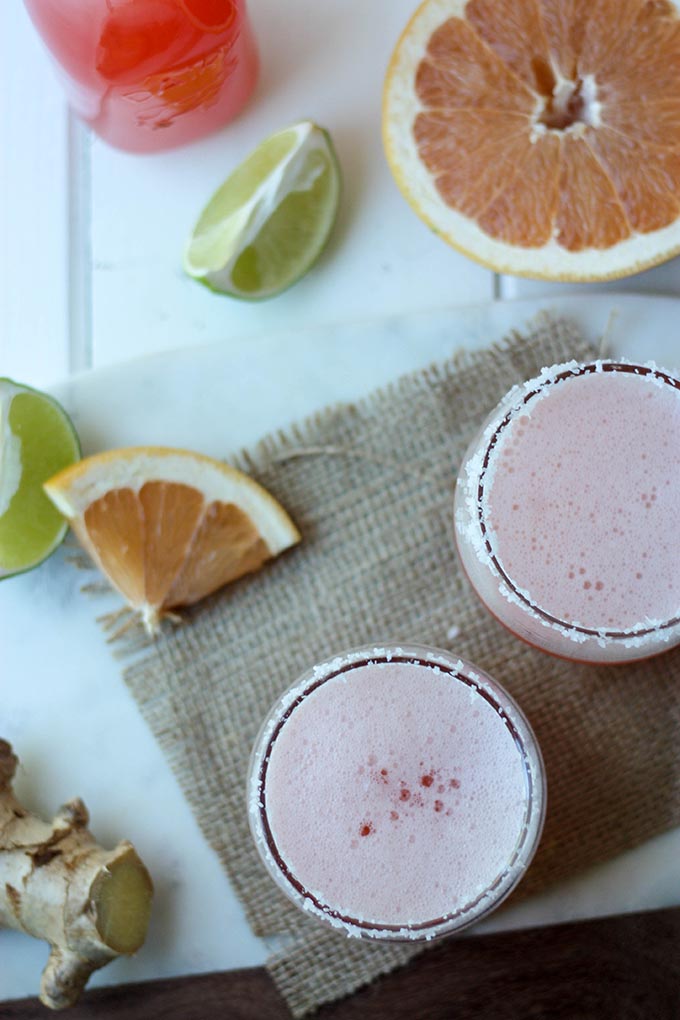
xmin=586 ymin=128 xmax=680 ymax=232
xmin=383 ymin=0 xmax=680 ymax=279
xmin=556 ymin=135 xmax=630 ymax=250
xmin=85 ymin=487 xmax=148 ymax=608
xmin=577 ymin=0 xmax=643 ymax=76
xmin=0 ymin=380 xmax=81 ymax=578
xmin=184 ymin=121 xmax=340 ymax=300
xmin=464 ymin=0 xmax=553 ymax=92
xmin=413 ymin=111 xmax=530 ymax=218
xmin=604 ymin=100 xmax=680 ymax=151
xmin=416 ymin=19 xmax=535 ymax=113
xmin=44 ymin=447 xmax=300 ymax=634
xmin=477 ymin=132 xmax=561 ymax=246
xmin=595 ymin=2 xmax=680 ymax=92
xmin=536 ymin=0 xmax=592 ymax=79
xmin=137 ymin=482 xmax=205 ymax=606
xmin=165 ymin=500 xmax=269 ymax=606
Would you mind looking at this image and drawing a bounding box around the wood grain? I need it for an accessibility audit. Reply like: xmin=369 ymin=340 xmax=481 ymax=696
xmin=3 ymin=908 xmax=679 ymax=1019
xmin=1 ymin=4 xmax=75 ymax=385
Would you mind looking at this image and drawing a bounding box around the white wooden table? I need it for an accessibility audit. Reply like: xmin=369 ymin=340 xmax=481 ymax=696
xmin=2 ymin=0 xmax=680 ymax=1005
xmin=5 ymin=0 xmax=680 ymax=388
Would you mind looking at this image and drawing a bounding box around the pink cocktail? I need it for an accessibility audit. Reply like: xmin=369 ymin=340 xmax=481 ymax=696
xmin=248 ymin=645 xmax=545 ymax=940
xmin=24 ymin=0 xmax=258 ymax=153
xmin=455 ymin=360 xmax=680 ymax=664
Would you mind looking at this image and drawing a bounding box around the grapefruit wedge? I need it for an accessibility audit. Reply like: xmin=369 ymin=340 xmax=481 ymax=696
xmin=45 ymin=447 xmax=300 ymax=635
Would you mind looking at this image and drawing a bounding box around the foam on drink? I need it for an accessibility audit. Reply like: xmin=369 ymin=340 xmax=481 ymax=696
xmin=248 ymin=647 xmax=545 ymax=940
xmin=455 ymin=361 xmax=680 ymax=662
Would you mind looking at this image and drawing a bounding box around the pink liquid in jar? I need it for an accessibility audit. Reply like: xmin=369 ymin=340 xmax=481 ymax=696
xmin=24 ymin=0 xmax=258 ymax=153
xmin=455 ymin=360 xmax=680 ymax=663
xmin=248 ymin=645 xmax=545 ymax=940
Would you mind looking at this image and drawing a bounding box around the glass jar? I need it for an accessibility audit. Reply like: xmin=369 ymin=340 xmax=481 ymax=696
xmin=24 ymin=0 xmax=258 ymax=153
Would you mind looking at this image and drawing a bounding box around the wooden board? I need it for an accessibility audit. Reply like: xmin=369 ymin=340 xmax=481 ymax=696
xmin=3 ymin=907 xmax=679 ymax=1019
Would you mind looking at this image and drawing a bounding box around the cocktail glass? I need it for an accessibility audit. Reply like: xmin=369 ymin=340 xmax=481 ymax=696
xmin=455 ymin=360 xmax=680 ymax=664
xmin=248 ymin=644 xmax=545 ymax=941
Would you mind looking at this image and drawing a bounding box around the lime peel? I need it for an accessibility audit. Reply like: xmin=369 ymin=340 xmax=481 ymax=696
xmin=184 ymin=120 xmax=341 ymax=300
xmin=0 ymin=381 xmax=23 ymax=517
xmin=0 ymin=379 xmax=81 ymax=579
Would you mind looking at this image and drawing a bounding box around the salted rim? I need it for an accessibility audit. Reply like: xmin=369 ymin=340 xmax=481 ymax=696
xmin=467 ymin=361 xmax=680 ymax=642
xmin=247 ymin=644 xmax=546 ymax=941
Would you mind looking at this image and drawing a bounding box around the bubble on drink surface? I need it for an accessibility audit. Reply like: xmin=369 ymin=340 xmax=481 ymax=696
xmin=478 ymin=366 xmax=680 ymax=633
xmin=259 ymin=655 xmax=538 ymax=929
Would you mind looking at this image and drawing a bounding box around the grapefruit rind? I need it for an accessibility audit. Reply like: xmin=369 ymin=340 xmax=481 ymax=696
xmin=44 ymin=446 xmax=301 ymax=556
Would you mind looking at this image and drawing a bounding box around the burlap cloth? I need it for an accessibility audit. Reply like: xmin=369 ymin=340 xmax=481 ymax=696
xmin=109 ymin=315 xmax=680 ymax=1017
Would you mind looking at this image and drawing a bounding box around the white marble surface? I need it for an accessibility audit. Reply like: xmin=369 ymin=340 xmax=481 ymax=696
xmin=3 ymin=0 xmax=680 ymax=1005
xmin=2 ymin=295 xmax=680 ymax=1002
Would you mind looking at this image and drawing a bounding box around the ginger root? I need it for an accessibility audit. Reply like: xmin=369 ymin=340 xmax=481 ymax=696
xmin=0 ymin=740 xmax=153 ymax=1009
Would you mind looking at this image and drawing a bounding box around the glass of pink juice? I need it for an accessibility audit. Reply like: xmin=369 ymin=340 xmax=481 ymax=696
xmin=455 ymin=360 xmax=680 ymax=664
xmin=248 ymin=645 xmax=545 ymax=941
xmin=23 ymin=0 xmax=258 ymax=153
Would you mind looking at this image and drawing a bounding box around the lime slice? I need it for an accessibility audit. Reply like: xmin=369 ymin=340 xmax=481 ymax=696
xmin=184 ymin=120 xmax=341 ymax=300
xmin=0 ymin=379 xmax=81 ymax=578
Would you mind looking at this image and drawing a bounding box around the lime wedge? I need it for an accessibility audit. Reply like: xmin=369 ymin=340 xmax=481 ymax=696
xmin=0 ymin=379 xmax=81 ymax=578
xmin=184 ymin=121 xmax=341 ymax=300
